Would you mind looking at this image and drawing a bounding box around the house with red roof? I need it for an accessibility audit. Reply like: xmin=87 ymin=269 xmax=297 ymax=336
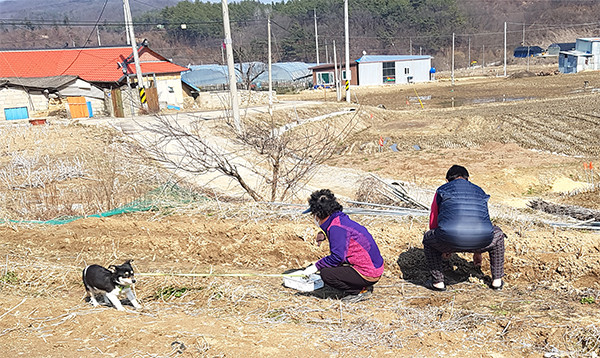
xmin=0 ymin=45 xmax=188 ymax=119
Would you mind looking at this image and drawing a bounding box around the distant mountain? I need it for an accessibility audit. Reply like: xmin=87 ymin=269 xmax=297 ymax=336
xmin=0 ymin=0 xmax=181 ymax=21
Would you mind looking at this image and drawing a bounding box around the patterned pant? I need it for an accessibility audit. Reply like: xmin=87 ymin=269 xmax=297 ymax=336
xmin=423 ymin=225 xmax=506 ymax=283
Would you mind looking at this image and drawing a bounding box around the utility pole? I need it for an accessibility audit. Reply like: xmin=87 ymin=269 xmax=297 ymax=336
xmin=522 ymin=23 xmax=525 ymax=45
xmin=333 ymin=40 xmax=340 ymax=101
xmin=222 ymin=0 xmax=241 ymax=133
xmin=451 ymin=32 xmax=455 ymax=86
xmin=123 ymin=0 xmax=131 ymax=45
xmin=123 ymin=0 xmax=144 ymax=91
xmin=468 ymin=37 xmax=471 ymax=68
xmin=344 ymin=0 xmax=351 ymax=103
xmin=96 ymin=26 xmax=101 ymax=46
xmin=267 ymin=14 xmax=273 ymax=116
xmin=221 ymin=43 xmax=225 ymax=65
xmin=325 ymin=42 xmax=329 ymax=64
xmin=314 ymin=9 xmax=320 ymax=65
xmin=504 ymin=21 xmax=507 ymax=77
xmin=409 ymin=38 xmax=413 ymax=55
xmin=482 ymin=44 xmax=485 ymax=69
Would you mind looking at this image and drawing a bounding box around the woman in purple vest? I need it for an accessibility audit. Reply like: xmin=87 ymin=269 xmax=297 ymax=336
xmin=423 ymin=165 xmax=506 ymax=291
xmin=302 ymin=189 xmax=384 ymax=302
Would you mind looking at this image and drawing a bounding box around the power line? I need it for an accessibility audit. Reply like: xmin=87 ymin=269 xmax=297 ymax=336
xmin=2 ymin=15 xmax=598 ymax=55
xmin=3 ymin=16 xmax=598 ymax=33
xmin=59 ymin=0 xmax=110 ymax=75
xmin=131 ymin=0 xmax=164 ymax=10
xmin=0 ymin=18 xmax=266 ymax=27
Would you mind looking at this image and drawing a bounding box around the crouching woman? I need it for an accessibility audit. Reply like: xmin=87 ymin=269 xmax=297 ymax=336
xmin=302 ymin=189 xmax=384 ymax=301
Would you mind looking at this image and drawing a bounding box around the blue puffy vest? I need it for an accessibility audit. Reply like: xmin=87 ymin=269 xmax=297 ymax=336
xmin=436 ymin=179 xmax=494 ymax=250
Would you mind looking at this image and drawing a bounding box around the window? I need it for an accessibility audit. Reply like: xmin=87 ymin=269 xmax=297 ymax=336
xmin=317 ymin=72 xmax=334 ymax=85
xmin=382 ymin=62 xmax=395 ymax=83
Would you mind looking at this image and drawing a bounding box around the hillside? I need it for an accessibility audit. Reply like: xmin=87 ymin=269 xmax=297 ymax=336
xmin=1 ymin=0 xmax=599 ymax=69
xmin=0 ymin=0 xmax=180 ymax=21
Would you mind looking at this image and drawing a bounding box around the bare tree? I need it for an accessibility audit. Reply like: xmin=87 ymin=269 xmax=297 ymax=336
xmin=235 ymin=61 xmax=267 ymax=90
xmin=229 ymin=109 xmax=358 ymax=201
xmin=135 ymin=115 xmax=263 ymax=201
xmin=136 ymin=108 xmax=358 ymax=202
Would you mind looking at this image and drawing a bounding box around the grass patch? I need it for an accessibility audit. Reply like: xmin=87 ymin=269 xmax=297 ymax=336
xmin=489 ymin=304 xmax=509 ymax=316
xmin=0 ymin=271 xmax=18 ymax=284
xmin=154 ymin=286 xmax=195 ymax=300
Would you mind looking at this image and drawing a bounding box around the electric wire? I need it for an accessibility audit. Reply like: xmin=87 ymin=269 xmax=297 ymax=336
xmin=59 ymin=0 xmax=110 ymax=75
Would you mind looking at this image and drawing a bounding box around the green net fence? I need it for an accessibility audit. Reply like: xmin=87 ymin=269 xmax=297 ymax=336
xmin=2 ymin=183 xmax=208 ymax=225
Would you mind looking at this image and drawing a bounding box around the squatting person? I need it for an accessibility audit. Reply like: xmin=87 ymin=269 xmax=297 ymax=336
xmin=423 ymin=165 xmax=506 ymax=291
xmin=301 ymin=189 xmax=384 ymax=302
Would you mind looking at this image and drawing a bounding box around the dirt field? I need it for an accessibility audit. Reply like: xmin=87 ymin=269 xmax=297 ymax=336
xmin=1 ymin=65 xmax=600 ymax=357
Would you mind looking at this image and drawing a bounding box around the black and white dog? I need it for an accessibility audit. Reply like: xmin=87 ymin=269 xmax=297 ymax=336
xmin=82 ymin=260 xmax=142 ymax=311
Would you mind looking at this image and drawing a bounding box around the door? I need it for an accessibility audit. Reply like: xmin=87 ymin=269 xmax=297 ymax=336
xmin=86 ymin=101 xmax=93 ymax=118
xmin=4 ymin=106 xmax=29 ymax=120
xmin=67 ymin=97 xmax=89 ymax=118
xmin=146 ymin=87 xmax=160 ymax=113
xmin=111 ymin=89 xmax=124 ymax=118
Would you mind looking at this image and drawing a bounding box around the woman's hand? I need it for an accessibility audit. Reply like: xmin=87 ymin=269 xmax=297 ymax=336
xmin=315 ymin=232 xmax=326 ymax=247
xmin=473 ymin=252 xmax=483 ymax=267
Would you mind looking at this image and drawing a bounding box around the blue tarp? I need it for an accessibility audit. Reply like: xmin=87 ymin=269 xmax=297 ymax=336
xmin=254 ymin=62 xmax=313 ymax=83
xmin=182 ymin=64 xmax=231 ymax=88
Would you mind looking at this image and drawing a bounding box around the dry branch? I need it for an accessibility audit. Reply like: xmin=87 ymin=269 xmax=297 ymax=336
xmin=355 ymin=174 xmax=428 ymax=210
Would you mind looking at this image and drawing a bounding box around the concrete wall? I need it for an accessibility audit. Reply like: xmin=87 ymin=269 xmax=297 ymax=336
xmin=0 ymin=87 xmax=48 ymax=121
xmin=121 ymin=87 xmax=141 ymax=117
xmin=155 ymin=74 xmax=184 ymax=107
xmin=83 ymin=97 xmax=106 ymax=117
xmin=188 ymin=90 xmax=276 ymax=111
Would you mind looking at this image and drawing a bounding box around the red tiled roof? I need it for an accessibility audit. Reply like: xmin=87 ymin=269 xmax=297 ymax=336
xmin=0 ymin=46 xmax=188 ymax=83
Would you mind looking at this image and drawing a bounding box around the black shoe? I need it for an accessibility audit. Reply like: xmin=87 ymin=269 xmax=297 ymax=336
xmin=424 ymin=279 xmax=447 ymax=292
xmin=340 ymin=290 xmax=372 ymax=303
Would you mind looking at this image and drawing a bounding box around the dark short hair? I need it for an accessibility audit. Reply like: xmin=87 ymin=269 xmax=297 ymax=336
xmin=446 ymin=165 xmax=469 ymax=181
xmin=307 ymin=189 xmax=343 ymax=220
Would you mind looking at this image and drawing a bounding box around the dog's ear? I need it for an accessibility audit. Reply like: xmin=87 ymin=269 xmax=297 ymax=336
xmin=108 ymin=265 xmax=117 ymax=272
xmin=125 ymin=259 xmax=133 ymax=264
